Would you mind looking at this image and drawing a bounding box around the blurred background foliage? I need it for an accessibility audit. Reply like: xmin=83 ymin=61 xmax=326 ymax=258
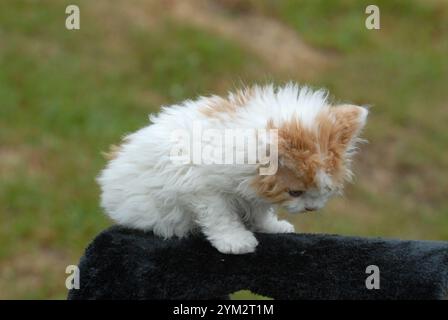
xmin=0 ymin=0 xmax=447 ymax=299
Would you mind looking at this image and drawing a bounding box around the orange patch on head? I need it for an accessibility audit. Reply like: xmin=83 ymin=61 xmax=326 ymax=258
xmin=277 ymin=118 xmax=321 ymax=187
xmin=251 ymin=165 xmax=308 ymax=204
xmin=252 ymin=118 xmax=322 ymax=204
xmin=252 ymin=104 xmax=367 ymax=203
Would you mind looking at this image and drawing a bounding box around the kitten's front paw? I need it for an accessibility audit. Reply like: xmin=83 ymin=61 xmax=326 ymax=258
xmin=211 ymin=230 xmax=258 ymax=254
xmin=259 ymin=220 xmax=295 ymax=234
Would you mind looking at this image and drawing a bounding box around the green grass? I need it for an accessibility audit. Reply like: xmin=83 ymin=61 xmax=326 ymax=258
xmin=0 ymin=0 xmax=447 ymax=299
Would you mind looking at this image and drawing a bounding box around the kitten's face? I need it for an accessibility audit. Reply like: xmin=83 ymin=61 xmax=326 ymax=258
xmin=252 ymin=104 xmax=368 ymax=213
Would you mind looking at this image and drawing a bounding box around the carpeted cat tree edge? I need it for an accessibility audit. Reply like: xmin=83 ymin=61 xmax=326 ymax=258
xmin=67 ymin=226 xmax=448 ymax=300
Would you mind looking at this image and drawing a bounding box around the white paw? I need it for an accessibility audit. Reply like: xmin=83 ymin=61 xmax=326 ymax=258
xmin=210 ymin=230 xmax=258 ymax=254
xmin=259 ymin=220 xmax=295 ymax=234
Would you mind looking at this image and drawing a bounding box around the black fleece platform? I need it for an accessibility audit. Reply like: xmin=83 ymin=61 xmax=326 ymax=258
xmin=68 ymin=226 xmax=448 ymax=300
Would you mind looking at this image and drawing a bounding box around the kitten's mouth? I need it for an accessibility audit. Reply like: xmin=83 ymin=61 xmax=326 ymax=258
xmin=288 ymin=207 xmax=317 ymax=214
xmin=298 ymin=209 xmax=317 ymax=214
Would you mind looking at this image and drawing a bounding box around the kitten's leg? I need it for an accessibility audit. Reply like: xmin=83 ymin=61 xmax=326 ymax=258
xmin=195 ymin=196 xmax=258 ymax=254
xmin=253 ymin=208 xmax=295 ymax=233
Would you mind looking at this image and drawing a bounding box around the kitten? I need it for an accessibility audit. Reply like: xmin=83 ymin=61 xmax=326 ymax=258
xmin=97 ymin=83 xmax=368 ymax=254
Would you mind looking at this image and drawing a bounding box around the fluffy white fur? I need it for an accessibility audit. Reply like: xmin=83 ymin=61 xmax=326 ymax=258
xmin=97 ymin=83 xmax=367 ymax=254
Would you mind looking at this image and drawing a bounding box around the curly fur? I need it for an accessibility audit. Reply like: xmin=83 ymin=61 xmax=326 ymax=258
xmin=97 ymin=83 xmax=368 ymax=254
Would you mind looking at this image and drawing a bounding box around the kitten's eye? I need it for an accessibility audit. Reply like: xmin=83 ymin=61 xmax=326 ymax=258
xmin=288 ymin=190 xmax=304 ymax=197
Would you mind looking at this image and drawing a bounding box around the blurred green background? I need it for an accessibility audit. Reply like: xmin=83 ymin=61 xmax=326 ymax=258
xmin=0 ymin=0 xmax=447 ymax=299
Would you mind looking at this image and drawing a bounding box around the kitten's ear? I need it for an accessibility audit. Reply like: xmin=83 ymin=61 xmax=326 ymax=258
xmin=331 ymin=104 xmax=368 ymax=150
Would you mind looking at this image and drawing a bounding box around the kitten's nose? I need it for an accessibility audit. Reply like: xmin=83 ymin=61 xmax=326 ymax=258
xmin=305 ymin=207 xmax=317 ymax=212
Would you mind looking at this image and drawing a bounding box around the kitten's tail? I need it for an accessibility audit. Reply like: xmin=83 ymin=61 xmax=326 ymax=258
xmin=102 ymin=144 xmax=122 ymax=160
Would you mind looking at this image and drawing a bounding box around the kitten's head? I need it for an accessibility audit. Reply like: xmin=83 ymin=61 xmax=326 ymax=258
xmin=252 ymin=104 xmax=368 ymax=213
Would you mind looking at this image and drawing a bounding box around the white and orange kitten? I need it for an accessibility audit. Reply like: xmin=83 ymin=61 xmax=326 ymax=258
xmin=97 ymin=83 xmax=368 ymax=254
